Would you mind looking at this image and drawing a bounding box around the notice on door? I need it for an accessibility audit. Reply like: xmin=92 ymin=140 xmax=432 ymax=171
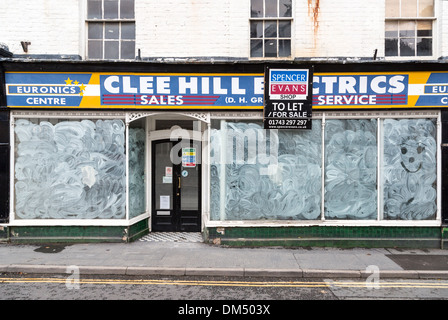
xmin=165 ymin=167 xmax=173 ymax=177
xmin=160 ymin=196 xmax=170 ymax=209
xmin=182 ymin=148 xmax=196 ymax=167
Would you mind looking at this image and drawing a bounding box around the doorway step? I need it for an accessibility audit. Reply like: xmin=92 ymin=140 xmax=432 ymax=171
xmin=139 ymin=232 xmax=203 ymax=243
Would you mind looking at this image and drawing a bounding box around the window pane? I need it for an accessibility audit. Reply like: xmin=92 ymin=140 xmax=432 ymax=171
xmin=264 ymin=20 xmax=277 ymax=37
xmin=105 ymin=41 xmax=119 ymax=59
xmin=278 ymin=39 xmax=291 ymax=57
xmin=417 ymin=20 xmax=432 ymax=36
xmin=324 ymin=120 xmax=378 ymax=220
xmin=400 ymin=38 xmax=416 ymax=56
xmin=385 ymin=0 xmax=399 ymax=17
xmin=250 ymin=39 xmax=263 ymax=57
xmin=129 ymin=122 xmax=146 ymax=218
xmin=104 ymin=0 xmax=119 ymax=19
xmin=385 ymin=38 xmax=399 ymax=56
xmin=88 ymin=22 xmax=103 ymax=39
xmin=120 ymin=0 xmax=135 ymax=19
xmin=88 ymin=40 xmax=103 ymax=59
xmin=265 ymin=0 xmax=278 ymax=17
xmin=87 ymin=0 xmax=102 ymax=19
xmin=13 ymin=119 xmax=126 ymax=220
xmin=250 ymin=21 xmax=263 ymax=38
xmin=264 ymin=39 xmax=277 ymax=57
xmin=419 ymin=0 xmax=434 ymax=17
xmin=209 ymin=121 xmax=322 ymax=221
xmin=382 ymin=119 xmax=437 ymax=220
xmin=251 ymin=0 xmax=263 ymax=17
xmin=279 ymin=21 xmax=291 ymax=37
xmin=121 ymin=22 xmax=135 ymax=39
xmin=417 ymin=37 xmax=432 ymax=56
xmin=181 ymin=140 xmax=201 ymax=211
xmin=401 ymin=0 xmax=417 ymax=17
xmin=154 ymin=142 xmax=173 ymax=210
xmin=121 ymin=40 xmax=135 ymax=59
xmin=279 ymin=0 xmax=292 ymax=17
xmin=105 ymin=22 xmax=119 ymax=39
xmin=399 ymin=20 xmax=415 ymax=37
xmin=385 ymin=21 xmax=398 ymax=37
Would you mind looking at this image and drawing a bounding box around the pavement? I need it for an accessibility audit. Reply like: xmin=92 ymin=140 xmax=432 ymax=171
xmin=1 ymin=235 xmax=448 ymax=279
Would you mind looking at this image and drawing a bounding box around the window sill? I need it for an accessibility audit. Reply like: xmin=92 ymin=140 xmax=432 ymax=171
xmin=86 ymin=18 xmax=135 ymax=22
xmin=248 ymin=56 xmax=294 ymax=61
xmin=385 ymin=17 xmax=436 ymax=21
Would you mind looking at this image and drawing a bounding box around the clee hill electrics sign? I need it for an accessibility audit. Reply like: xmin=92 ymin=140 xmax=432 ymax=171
xmin=264 ymin=66 xmax=313 ymax=130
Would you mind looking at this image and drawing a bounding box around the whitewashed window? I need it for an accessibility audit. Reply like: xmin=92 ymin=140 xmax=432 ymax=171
xmin=87 ymin=0 xmax=135 ymax=60
xmin=14 ymin=118 xmax=127 ymax=220
xmin=128 ymin=118 xmax=146 ymax=219
xmin=210 ymin=120 xmax=322 ymax=220
xmin=210 ymin=113 xmax=439 ymax=222
xmin=250 ymin=0 xmax=292 ymax=58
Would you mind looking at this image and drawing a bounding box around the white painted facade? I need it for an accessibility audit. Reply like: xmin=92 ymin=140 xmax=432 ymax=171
xmin=0 ymin=0 xmax=446 ymax=60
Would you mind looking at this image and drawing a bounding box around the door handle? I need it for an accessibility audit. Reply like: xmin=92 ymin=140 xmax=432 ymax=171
xmin=178 ymin=177 xmax=181 ymax=189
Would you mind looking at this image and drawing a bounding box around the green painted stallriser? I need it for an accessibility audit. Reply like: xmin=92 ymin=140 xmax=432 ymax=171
xmin=206 ymin=226 xmax=448 ymax=249
xmin=215 ymin=238 xmax=443 ymax=249
xmin=1 ymin=225 xmax=448 ymax=249
xmin=1 ymin=220 xmax=149 ymax=243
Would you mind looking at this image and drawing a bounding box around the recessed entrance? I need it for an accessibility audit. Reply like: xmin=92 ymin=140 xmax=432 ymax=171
xmin=151 ymin=138 xmax=201 ymax=232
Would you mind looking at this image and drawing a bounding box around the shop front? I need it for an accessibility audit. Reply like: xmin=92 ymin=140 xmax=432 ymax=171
xmin=1 ymin=60 xmax=448 ymax=248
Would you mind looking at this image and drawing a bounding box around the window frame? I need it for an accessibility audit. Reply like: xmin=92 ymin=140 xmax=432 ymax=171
xmin=249 ymin=0 xmax=293 ymax=59
xmin=9 ymin=110 xmax=150 ymax=227
xmin=207 ymin=110 xmax=441 ymax=227
xmin=384 ymin=0 xmax=436 ymax=59
xmin=86 ymin=0 xmax=136 ymax=60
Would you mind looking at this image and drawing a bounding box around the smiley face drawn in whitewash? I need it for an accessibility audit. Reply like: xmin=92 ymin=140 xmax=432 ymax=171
xmin=383 ymin=119 xmax=437 ymax=220
xmin=399 ymin=140 xmax=425 ymax=173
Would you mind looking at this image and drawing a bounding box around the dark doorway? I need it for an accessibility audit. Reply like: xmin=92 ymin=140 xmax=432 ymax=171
xmin=151 ymin=139 xmax=201 ymax=232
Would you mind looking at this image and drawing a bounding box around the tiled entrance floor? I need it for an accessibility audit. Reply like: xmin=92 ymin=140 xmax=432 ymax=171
xmin=139 ymin=232 xmax=203 ymax=242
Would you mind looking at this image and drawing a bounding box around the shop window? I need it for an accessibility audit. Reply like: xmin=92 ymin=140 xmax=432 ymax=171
xmin=129 ymin=118 xmax=146 ymax=219
xmin=385 ymin=0 xmax=434 ymax=57
xmin=324 ymin=119 xmax=378 ymax=220
xmin=209 ymin=114 xmax=438 ymax=222
xmin=382 ymin=118 xmax=437 ymax=220
xmin=210 ymin=120 xmax=322 ymax=220
xmin=250 ymin=0 xmax=292 ymax=58
xmin=87 ymin=0 xmax=135 ymax=60
xmin=13 ymin=118 xmax=126 ymax=220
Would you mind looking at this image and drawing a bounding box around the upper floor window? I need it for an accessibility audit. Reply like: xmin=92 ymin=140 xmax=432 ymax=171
xmin=385 ymin=0 xmax=434 ymax=57
xmin=87 ymin=0 xmax=135 ymax=60
xmin=250 ymin=0 xmax=292 ymax=58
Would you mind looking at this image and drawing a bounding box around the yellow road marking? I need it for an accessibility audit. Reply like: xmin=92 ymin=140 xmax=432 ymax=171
xmin=1 ymin=277 xmax=448 ymax=289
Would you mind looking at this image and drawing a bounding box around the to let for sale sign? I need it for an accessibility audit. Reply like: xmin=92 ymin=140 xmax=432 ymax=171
xmin=264 ymin=67 xmax=313 ymax=130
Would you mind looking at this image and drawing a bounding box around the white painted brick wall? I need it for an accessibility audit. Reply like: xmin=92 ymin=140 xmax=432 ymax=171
xmin=296 ymin=0 xmax=384 ymax=58
xmin=440 ymin=0 xmax=448 ymax=57
xmin=136 ymin=0 xmax=384 ymax=59
xmin=0 ymin=0 xmax=446 ymax=60
xmin=0 ymin=0 xmax=83 ymax=56
xmin=135 ymin=0 xmax=250 ymax=58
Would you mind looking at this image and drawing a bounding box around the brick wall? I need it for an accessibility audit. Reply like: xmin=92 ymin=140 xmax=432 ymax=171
xmin=0 ymin=0 xmax=83 ymax=56
xmin=0 ymin=0 xmax=445 ymax=60
xmin=440 ymin=0 xmax=448 ymax=57
xmin=296 ymin=0 xmax=384 ymax=58
xmin=135 ymin=0 xmax=249 ymax=58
